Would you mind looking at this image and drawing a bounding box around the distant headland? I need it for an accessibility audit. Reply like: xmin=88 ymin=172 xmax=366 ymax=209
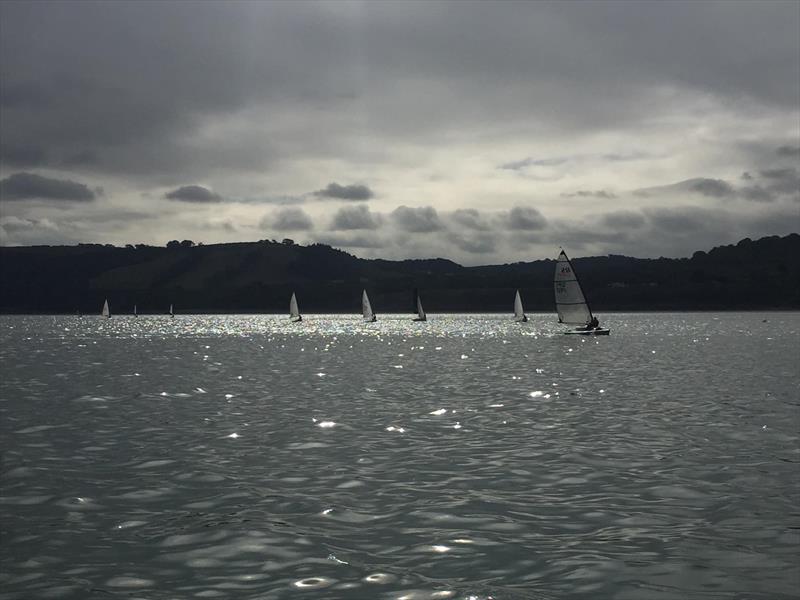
xmin=0 ymin=234 xmax=798 ymax=313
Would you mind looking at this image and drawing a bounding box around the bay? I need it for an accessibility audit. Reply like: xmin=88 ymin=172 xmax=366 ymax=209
xmin=0 ymin=313 xmax=798 ymax=599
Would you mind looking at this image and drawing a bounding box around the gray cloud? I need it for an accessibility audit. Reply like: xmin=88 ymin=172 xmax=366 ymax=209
xmin=313 ymin=182 xmax=374 ymax=201
xmin=601 ymin=210 xmax=646 ymax=229
xmin=267 ymin=207 xmax=313 ymax=231
xmin=0 ymin=172 xmax=96 ymax=201
xmin=450 ymin=208 xmax=491 ymax=231
xmin=776 ymin=145 xmax=800 ymax=157
xmin=330 ymin=205 xmax=381 ymax=230
xmin=165 ymin=185 xmax=222 ymax=203
xmin=739 ymin=186 xmax=773 ymax=202
xmin=562 ymin=190 xmax=617 ymax=199
xmin=644 ymin=207 xmax=715 ymax=233
xmin=506 ymin=206 xmax=547 ymax=230
xmin=391 ymin=206 xmax=443 ymax=233
xmin=634 ymin=177 xmax=735 ymax=198
xmin=499 ymin=157 xmax=567 ymax=171
xmin=447 ymin=232 xmax=496 ymax=254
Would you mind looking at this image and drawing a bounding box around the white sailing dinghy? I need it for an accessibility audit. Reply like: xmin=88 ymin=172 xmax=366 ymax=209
xmin=289 ymin=292 xmax=302 ymax=322
xmin=554 ymin=250 xmax=609 ymax=335
xmin=514 ymin=289 xmax=528 ymax=322
xmin=169 ymin=304 xmax=174 ymax=318
xmin=362 ymin=289 xmax=377 ymax=322
xmin=101 ymin=299 xmax=111 ymax=319
xmin=412 ymin=290 xmax=427 ymax=322
xmin=133 ymin=304 xmax=138 ymax=317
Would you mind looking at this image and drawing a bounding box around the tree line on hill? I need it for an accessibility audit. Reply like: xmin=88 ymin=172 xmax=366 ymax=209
xmin=0 ymin=234 xmax=797 ymax=313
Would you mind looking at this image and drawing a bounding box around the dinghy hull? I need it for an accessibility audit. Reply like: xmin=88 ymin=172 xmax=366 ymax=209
xmin=564 ymin=328 xmax=610 ymax=336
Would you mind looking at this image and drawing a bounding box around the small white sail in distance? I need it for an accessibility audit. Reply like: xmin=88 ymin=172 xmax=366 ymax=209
xmin=133 ymin=304 xmax=137 ymax=317
xmin=169 ymin=303 xmax=174 ymax=318
xmin=514 ymin=289 xmax=528 ymax=322
xmin=101 ymin=299 xmax=110 ymax=318
xmin=289 ymin=292 xmax=302 ymax=322
xmin=362 ymin=289 xmax=376 ymax=322
xmin=413 ymin=291 xmax=427 ymax=322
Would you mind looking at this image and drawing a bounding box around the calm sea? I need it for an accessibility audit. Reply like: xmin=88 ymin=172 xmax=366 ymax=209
xmin=1 ymin=313 xmax=798 ymax=600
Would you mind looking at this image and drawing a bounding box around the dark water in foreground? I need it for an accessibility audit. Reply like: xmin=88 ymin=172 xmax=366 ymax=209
xmin=0 ymin=313 xmax=798 ymax=600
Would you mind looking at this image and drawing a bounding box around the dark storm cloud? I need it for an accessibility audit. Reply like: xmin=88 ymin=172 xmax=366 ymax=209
xmin=1 ymin=1 xmax=797 ymax=181
xmin=165 ymin=185 xmax=223 ymax=203
xmin=506 ymin=206 xmax=547 ymax=230
xmin=313 ymin=183 xmax=374 ymax=201
xmin=0 ymin=144 xmax=47 ymax=167
xmin=267 ymin=207 xmax=314 ymax=231
xmin=0 ymin=172 xmax=96 ymax=201
xmin=562 ymin=190 xmax=617 ymax=199
xmin=391 ymin=206 xmax=443 ymax=233
xmin=450 ymin=209 xmax=491 ymax=231
xmin=776 ymin=145 xmax=800 ymax=157
xmin=330 ymin=205 xmax=381 ymax=230
xmin=601 ymin=210 xmax=646 ymax=229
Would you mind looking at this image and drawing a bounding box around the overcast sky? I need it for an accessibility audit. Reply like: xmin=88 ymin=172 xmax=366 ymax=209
xmin=1 ymin=0 xmax=798 ymax=264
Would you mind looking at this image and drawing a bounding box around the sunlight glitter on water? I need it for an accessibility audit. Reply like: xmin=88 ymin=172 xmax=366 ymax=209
xmin=1 ymin=313 xmax=799 ymax=600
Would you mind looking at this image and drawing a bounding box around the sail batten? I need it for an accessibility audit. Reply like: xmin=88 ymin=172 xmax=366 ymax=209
xmin=554 ymin=250 xmax=593 ymax=325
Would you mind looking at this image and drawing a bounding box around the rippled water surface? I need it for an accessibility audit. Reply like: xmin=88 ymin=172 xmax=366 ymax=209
xmin=1 ymin=313 xmax=798 ymax=599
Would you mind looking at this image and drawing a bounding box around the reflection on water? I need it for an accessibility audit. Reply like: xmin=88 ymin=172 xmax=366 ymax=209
xmin=1 ymin=313 xmax=798 ymax=599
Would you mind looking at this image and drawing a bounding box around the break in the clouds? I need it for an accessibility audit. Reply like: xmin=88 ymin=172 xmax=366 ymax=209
xmin=0 ymin=1 xmax=797 ymax=262
xmin=0 ymin=172 xmax=96 ymax=201
xmin=165 ymin=185 xmax=223 ymax=203
xmin=313 ymin=183 xmax=374 ymax=201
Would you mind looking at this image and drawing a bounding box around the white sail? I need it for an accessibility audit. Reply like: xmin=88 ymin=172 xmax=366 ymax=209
xmin=169 ymin=303 xmax=174 ymax=317
xmin=415 ymin=293 xmax=426 ymax=321
xmin=101 ymin=299 xmax=110 ymax=318
xmin=514 ymin=289 xmax=527 ymax=322
xmin=554 ymin=250 xmax=592 ymax=326
xmin=289 ymin=292 xmax=301 ymax=322
xmin=362 ymin=289 xmax=376 ymax=322
xmin=133 ymin=304 xmax=137 ymax=317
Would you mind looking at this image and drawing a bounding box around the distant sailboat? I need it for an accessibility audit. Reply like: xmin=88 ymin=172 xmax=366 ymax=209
xmin=133 ymin=304 xmax=138 ymax=318
xmin=101 ymin=299 xmax=110 ymax=319
xmin=514 ymin=289 xmax=528 ymax=322
xmin=412 ymin=289 xmax=427 ymax=322
xmin=289 ymin=292 xmax=302 ymax=322
xmin=554 ymin=249 xmax=609 ymax=335
xmin=362 ymin=289 xmax=377 ymax=322
xmin=169 ymin=304 xmax=174 ymax=318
